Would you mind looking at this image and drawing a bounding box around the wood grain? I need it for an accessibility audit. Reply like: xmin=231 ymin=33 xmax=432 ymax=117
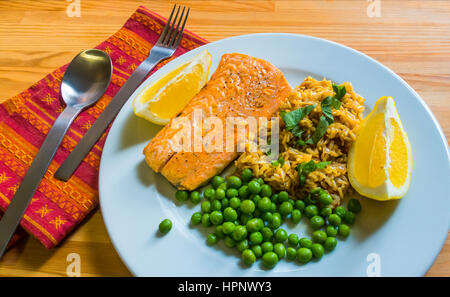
xmin=0 ymin=0 xmax=448 ymax=277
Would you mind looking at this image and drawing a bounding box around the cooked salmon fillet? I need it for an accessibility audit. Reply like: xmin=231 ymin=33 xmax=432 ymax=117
xmin=143 ymin=53 xmax=291 ymax=190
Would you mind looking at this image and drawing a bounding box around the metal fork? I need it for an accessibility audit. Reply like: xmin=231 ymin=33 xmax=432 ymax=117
xmin=54 ymin=4 xmax=190 ymax=181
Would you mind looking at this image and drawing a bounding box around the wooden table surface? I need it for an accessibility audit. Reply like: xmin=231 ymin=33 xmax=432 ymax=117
xmin=0 ymin=0 xmax=448 ymax=277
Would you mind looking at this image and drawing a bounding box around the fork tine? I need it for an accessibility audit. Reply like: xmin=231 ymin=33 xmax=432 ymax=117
xmin=172 ymin=7 xmax=190 ymax=48
xmin=157 ymin=4 xmax=177 ymax=45
xmin=163 ymin=5 xmax=181 ymax=45
xmin=169 ymin=6 xmax=186 ymax=47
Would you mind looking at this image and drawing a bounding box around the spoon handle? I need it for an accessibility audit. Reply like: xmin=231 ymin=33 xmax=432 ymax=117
xmin=0 ymin=105 xmax=80 ymax=257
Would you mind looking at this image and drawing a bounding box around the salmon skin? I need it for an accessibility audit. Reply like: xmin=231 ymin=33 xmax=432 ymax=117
xmin=143 ymin=53 xmax=291 ymax=190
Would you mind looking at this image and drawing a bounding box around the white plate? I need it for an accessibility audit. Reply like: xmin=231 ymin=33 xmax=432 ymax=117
xmin=99 ymin=33 xmax=450 ymax=276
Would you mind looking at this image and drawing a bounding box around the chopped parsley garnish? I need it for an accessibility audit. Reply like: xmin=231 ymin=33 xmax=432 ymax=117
xmin=280 ymin=105 xmax=316 ymax=131
xmin=296 ymin=160 xmax=331 ymax=187
xmin=305 ymin=115 xmax=329 ymax=145
xmin=333 ymin=83 xmax=347 ymax=100
xmin=303 ymin=83 xmax=347 ymax=145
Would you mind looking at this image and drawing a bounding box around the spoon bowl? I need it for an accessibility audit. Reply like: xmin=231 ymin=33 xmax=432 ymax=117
xmin=61 ymin=49 xmax=112 ymax=107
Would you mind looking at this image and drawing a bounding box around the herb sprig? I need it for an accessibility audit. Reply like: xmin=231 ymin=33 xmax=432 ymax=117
xmin=296 ymin=160 xmax=331 ymax=187
xmin=303 ymin=83 xmax=347 ymax=145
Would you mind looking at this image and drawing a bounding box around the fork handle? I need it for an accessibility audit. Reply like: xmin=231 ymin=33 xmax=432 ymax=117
xmin=54 ymin=50 xmax=170 ymax=181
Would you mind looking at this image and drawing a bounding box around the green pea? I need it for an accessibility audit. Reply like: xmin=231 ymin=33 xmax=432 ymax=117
xmin=299 ymin=237 xmax=313 ymax=249
xmin=286 ymin=247 xmax=297 ymax=260
xmin=318 ymin=191 xmax=333 ymax=205
xmin=201 ymin=214 xmax=211 ymax=227
xmin=246 ymin=218 xmax=264 ymax=233
xmin=248 ymin=180 xmax=261 ymax=194
xmin=305 ymin=205 xmax=319 ymax=218
xmin=271 ymin=194 xmax=279 ymax=204
xmin=310 ymin=215 xmax=325 ymax=230
xmin=312 ymin=230 xmax=327 ymax=243
xmin=344 ymin=211 xmax=356 ymax=225
xmin=222 ymin=222 xmax=235 ymax=234
xmin=251 ymin=194 xmax=262 ymax=205
xmin=229 ymin=197 xmax=241 ymax=209
xmin=339 ymin=224 xmax=351 ymax=237
xmin=261 ymin=241 xmax=274 ymax=253
xmin=261 ymin=227 xmax=274 ymax=242
xmin=190 ymin=212 xmax=202 ymax=225
xmin=238 ymin=185 xmax=250 ymax=198
xmin=348 ymin=198 xmax=362 ymax=214
xmin=328 ymin=214 xmax=341 ymax=226
xmin=232 ymin=225 xmax=248 ymax=241
xmin=288 ymin=233 xmax=299 ymax=247
xmin=294 ymin=200 xmax=305 ymax=211
xmin=270 ymin=202 xmax=277 ymax=213
xmin=221 ymin=197 xmax=229 ymax=209
xmin=273 ymin=243 xmax=286 ymax=259
xmin=252 ymin=245 xmax=263 ymax=258
xmin=207 ymin=233 xmax=217 ymax=244
xmin=257 ymin=197 xmax=272 ymax=212
xmin=241 ymin=249 xmax=256 ymax=265
xmin=227 ymin=176 xmax=242 ymax=189
xmin=212 ymin=176 xmax=225 ymax=189
xmin=334 ymin=206 xmax=346 ymax=218
xmin=240 ymin=213 xmax=253 ymax=225
xmin=320 ymin=207 xmax=332 ymax=217
xmin=296 ymin=248 xmax=312 ymax=263
xmin=311 ymin=188 xmax=322 ymax=195
xmin=175 ymin=190 xmax=189 ymax=202
xmin=326 ymin=225 xmax=338 ymax=237
xmin=324 ymin=237 xmax=338 ymax=251
xmin=214 ymin=225 xmax=225 ymax=239
xmin=262 ymin=252 xmax=279 ymax=268
xmin=223 ymin=207 xmax=237 ymax=222
xmin=263 ymin=212 xmax=273 ymax=222
xmin=241 ymin=168 xmax=253 ymax=182
xmin=274 ymin=228 xmax=288 ymax=243
xmin=215 ymin=188 xmax=226 ymax=200
xmin=237 ymin=239 xmax=249 ymax=252
xmin=255 ymin=177 xmax=264 ymax=185
xmin=311 ymin=243 xmax=324 ymax=259
xmin=224 ymin=236 xmax=236 ymax=248
xmin=158 ymin=219 xmax=172 ymax=234
xmin=279 ymin=201 xmax=293 ymax=217
xmin=288 ymin=209 xmax=300 ymax=224
xmin=189 ymin=191 xmax=201 ymax=204
xmin=240 ymin=200 xmax=255 ymax=214
xmin=200 ymin=201 xmax=211 ymax=214
xmin=204 ymin=188 xmax=215 ymax=200
xmin=212 ymin=199 xmax=222 ymax=211
xmin=217 ymin=182 xmax=228 ymax=191
xmin=210 ymin=211 xmax=224 ymax=225
xmin=260 ymin=184 xmax=272 ymax=197
xmin=253 ymin=209 xmax=262 ymax=218
xmin=268 ymin=215 xmax=281 ymax=229
xmin=249 ymin=232 xmax=263 ymax=245
xmin=226 ymin=188 xmax=238 ymax=198
xmin=278 ymin=191 xmax=289 ymax=203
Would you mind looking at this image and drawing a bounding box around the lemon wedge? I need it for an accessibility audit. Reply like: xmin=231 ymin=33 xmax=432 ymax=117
xmin=348 ymin=96 xmax=413 ymax=201
xmin=133 ymin=50 xmax=212 ymax=125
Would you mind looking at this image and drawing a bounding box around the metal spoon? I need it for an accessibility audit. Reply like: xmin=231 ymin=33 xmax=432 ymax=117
xmin=0 ymin=49 xmax=112 ymax=257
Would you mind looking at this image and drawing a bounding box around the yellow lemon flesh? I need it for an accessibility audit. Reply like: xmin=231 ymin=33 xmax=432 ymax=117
xmin=348 ymin=96 xmax=412 ymax=201
xmin=133 ymin=50 xmax=212 ymax=125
